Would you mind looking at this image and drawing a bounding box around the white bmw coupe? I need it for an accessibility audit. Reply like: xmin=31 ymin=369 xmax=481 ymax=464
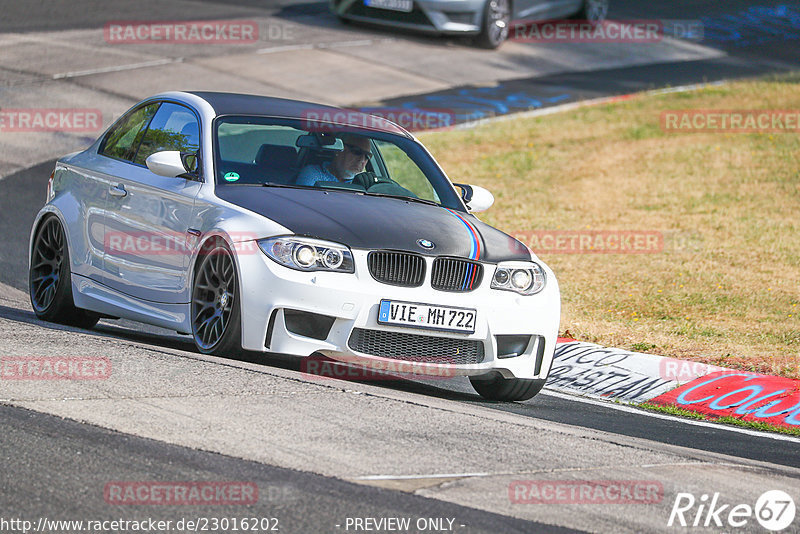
xmin=29 ymin=91 xmax=560 ymax=401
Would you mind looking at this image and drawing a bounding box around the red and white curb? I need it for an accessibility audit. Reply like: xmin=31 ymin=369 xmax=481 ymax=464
xmin=549 ymin=338 xmax=726 ymax=402
xmin=549 ymin=339 xmax=800 ymax=431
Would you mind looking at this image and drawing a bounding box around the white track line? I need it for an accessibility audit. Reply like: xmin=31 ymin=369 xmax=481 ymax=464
xmin=256 ymin=38 xmax=396 ymax=54
xmin=541 ymin=389 xmax=800 ymax=443
xmin=256 ymin=43 xmax=314 ymax=54
xmin=356 ymin=472 xmax=492 ymax=480
xmin=352 ymin=461 xmax=745 ymax=481
xmin=52 ymin=58 xmax=182 ymax=80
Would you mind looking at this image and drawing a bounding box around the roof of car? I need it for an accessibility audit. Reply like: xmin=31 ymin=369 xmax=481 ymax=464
xmin=185 ymin=91 xmax=411 ymax=137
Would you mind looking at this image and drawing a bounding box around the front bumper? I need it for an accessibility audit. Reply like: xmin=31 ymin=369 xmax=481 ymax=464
xmin=332 ymin=0 xmax=485 ymax=35
xmin=236 ymin=247 xmax=560 ymax=380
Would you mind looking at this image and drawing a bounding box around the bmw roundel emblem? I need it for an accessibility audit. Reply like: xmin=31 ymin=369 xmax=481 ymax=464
xmin=417 ymin=239 xmax=435 ymax=250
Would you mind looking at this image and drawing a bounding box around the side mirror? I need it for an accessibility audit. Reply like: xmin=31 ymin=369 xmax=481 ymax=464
xmin=454 ymin=183 xmax=494 ymax=212
xmin=181 ymin=152 xmax=199 ymax=174
xmin=145 ymin=151 xmax=199 ymax=179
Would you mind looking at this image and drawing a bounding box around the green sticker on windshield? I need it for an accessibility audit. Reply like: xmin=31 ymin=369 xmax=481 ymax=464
xmin=224 ymin=172 xmax=240 ymax=182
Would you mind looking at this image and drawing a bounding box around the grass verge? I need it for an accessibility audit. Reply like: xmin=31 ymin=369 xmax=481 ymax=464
xmin=639 ymin=402 xmax=800 ymax=437
xmin=420 ymin=73 xmax=800 ymax=378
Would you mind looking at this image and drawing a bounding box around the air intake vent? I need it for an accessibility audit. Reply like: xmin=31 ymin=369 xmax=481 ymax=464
xmin=367 ymin=251 xmax=425 ymax=287
xmin=431 ymin=258 xmax=483 ymax=292
xmin=348 ymin=328 xmax=484 ymax=365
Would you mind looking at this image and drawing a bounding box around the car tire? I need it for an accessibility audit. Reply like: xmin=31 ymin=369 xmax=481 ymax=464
xmin=191 ymin=238 xmax=242 ymax=357
xmin=469 ymin=372 xmax=546 ymax=401
xmin=572 ymin=0 xmax=609 ymax=23
xmin=29 ymin=216 xmax=100 ymax=329
xmin=474 ymin=0 xmax=511 ymax=49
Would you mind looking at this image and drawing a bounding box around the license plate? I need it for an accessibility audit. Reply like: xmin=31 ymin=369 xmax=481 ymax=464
xmin=364 ymin=0 xmax=413 ymax=12
xmin=378 ymin=300 xmax=476 ymax=333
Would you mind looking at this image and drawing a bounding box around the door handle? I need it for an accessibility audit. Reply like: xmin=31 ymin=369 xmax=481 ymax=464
xmin=109 ymin=184 xmax=127 ymax=198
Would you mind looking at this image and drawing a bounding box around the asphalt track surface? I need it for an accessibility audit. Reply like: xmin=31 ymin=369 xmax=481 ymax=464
xmin=2 ymin=0 xmax=800 ymax=532
xmin=2 ymin=405 xmax=569 ymax=533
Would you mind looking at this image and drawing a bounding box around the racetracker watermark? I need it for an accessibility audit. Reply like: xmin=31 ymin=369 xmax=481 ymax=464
xmin=301 ymin=107 xmax=457 ymax=133
xmin=657 ymin=359 xmax=800 ymax=382
xmin=661 ymin=110 xmax=800 ymax=133
xmin=511 ymin=230 xmax=664 ymax=254
xmin=512 ymin=19 xmax=660 ymax=43
xmin=105 ymin=231 xmax=261 ymax=256
xmin=104 ymin=20 xmax=259 ymax=44
xmin=659 ymin=359 xmax=726 ymax=382
xmin=509 ymin=480 xmax=663 ymax=504
xmin=0 ymin=109 xmax=102 ymax=132
xmin=301 ymin=355 xmax=457 ymax=381
xmin=104 ymin=482 xmax=258 ymax=505
xmin=0 ymin=357 xmax=111 ymax=380
xmin=510 ymin=19 xmax=702 ymax=43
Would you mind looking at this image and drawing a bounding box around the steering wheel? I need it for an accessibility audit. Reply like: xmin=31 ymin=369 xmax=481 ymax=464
xmin=353 ymin=172 xmax=418 ymax=198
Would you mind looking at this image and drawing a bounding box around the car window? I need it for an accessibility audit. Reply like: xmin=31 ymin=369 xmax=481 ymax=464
xmin=213 ymin=116 xmax=463 ymax=209
xmin=133 ymin=102 xmax=200 ymax=166
xmin=100 ymin=103 xmax=160 ymax=162
xmin=372 ymin=140 xmax=440 ymax=203
xmin=218 ymin=123 xmax=302 ymax=163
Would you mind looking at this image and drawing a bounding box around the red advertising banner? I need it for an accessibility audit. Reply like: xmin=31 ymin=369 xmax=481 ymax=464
xmin=649 ymin=371 xmax=800 ymax=429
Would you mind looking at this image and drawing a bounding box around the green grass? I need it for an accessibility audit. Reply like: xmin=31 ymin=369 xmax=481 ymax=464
xmin=639 ymin=403 xmax=800 ymax=436
xmin=639 ymin=402 xmax=706 ymax=420
xmin=715 ymin=416 xmax=800 ymax=436
xmin=376 ymin=141 xmax=438 ymax=202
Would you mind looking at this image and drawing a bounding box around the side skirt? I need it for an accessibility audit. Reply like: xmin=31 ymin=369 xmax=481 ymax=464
xmin=71 ymin=274 xmax=191 ymax=334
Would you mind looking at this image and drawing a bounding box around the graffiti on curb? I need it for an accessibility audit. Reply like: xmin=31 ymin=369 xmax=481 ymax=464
xmin=650 ymin=371 xmax=800 ymax=428
xmin=547 ymin=342 xmax=673 ymax=402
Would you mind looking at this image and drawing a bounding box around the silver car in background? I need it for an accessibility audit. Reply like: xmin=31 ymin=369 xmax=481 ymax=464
xmin=332 ymin=0 xmax=609 ymax=48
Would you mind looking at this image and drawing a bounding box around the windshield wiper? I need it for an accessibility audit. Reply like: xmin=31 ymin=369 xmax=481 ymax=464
xmin=259 ymin=183 xmax=439 ymax=206
xmin=261 ymin=183 xmax=309 ymax=190
xmin=262 ymin=183 xmax=366 ymax=196
xmin=364 ymin=192 xmax=439 ymax=206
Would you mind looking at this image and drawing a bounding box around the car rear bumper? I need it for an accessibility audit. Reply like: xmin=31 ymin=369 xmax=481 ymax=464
xmin=332 ymin=0 xmax=484 ymax=35
xmin=236 ymin=246 xmax=560 ymax=381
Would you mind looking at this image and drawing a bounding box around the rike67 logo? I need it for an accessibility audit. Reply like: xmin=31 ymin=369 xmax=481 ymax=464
xmin=668 ymin=490 xmax=796 ymax=531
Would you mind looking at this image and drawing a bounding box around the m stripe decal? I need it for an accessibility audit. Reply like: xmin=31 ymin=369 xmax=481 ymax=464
xmin=446 ymin=209 xmax=481 ymax=261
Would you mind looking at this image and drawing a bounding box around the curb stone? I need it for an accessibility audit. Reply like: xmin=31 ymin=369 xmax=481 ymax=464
xmin=549 ymin=339 xmax=799 ymax=431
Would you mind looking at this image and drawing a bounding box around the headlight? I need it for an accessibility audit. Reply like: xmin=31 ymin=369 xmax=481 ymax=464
xmin=258 ymin=237 xmax=354 ymax=273
xmin=491 ymin=262 xmax=546 ymax=295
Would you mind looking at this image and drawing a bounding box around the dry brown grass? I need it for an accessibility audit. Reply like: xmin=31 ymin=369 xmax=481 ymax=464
xmin=420 ymin=74 xmax=800 ymax=378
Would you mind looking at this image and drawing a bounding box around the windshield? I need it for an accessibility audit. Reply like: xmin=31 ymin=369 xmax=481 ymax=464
xmin=213 ymin=116 xmax=463 ymax=209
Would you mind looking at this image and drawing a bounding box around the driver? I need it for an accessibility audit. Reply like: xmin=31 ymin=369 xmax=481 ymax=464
xmin=296 ymin=133 xmax=372 ymax=186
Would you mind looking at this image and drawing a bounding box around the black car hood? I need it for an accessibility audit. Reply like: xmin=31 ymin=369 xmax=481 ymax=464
xmin=216 ymin=185 xmax=531 ymax=263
